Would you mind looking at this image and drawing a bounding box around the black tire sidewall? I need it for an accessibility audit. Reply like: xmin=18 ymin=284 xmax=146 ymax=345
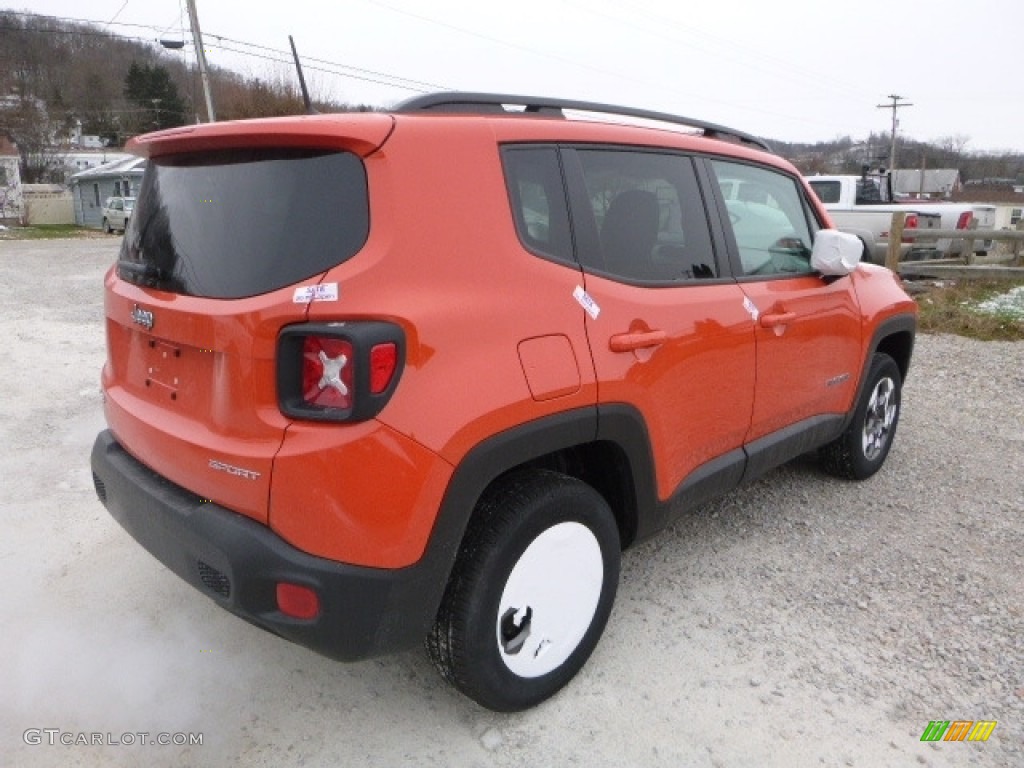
xmin=848 ymin=354 xmax=902 ymax=478
xmin=456 ymin=476 xmax=620 ymax=711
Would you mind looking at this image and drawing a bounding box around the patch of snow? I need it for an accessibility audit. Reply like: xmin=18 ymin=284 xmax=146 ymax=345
xmin=975 ymin=285 xmax=1024 ymax=319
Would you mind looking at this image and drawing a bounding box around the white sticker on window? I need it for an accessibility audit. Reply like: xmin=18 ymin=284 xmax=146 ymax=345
xmin=573 ymin=285 xmax=600 ymax=320
xmin=293 ymin=283 xmax=339 ymax=304
xmin=743 ymin=295 xmax=759 ymax=322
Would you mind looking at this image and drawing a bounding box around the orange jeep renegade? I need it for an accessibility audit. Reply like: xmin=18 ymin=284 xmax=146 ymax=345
xmin=91 ymin=93 xmax=917 ymax=711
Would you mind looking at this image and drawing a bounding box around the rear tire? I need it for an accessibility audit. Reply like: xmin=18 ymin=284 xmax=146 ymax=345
xmin=103 ymin=218 xmax=112 ymax=234
xmin=820 ymin=353 xmax=902 ymax=480
xmin=426 ymin=470 xmax=620 ymax=712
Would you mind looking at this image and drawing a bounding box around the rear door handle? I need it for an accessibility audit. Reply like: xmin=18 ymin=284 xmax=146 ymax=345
xmin=609 ymin=330 xmax=667 ymax=352
xmin=759 ymin=312 xmax=796 ymax=328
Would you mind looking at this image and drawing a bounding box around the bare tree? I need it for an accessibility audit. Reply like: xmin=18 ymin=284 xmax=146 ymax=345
xmin=0 ymin=98 xmax=71 ymax=183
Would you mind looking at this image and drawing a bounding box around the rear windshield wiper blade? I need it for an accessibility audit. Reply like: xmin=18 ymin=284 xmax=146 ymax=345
xmin=116 ymin=259 xmax=164 ymax=282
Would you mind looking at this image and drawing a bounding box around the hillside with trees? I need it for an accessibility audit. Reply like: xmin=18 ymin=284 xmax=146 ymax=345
xmin=0 ymin=10 xmax=359 ymax=181
xmin=2 ymin=10 xmax=1023 ymax=186
xmin=773 ymin=133 xmax=1024 ymax=186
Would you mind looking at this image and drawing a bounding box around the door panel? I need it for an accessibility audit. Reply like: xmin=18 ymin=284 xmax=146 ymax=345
xmin=585 ymin=275 xmax=755 ymax=499
xmin=705 ymin=159 xmax=862 ymax=443
xmin=739 ymin=276 xmax=861 ymax=441
xmin=564 ymin=148 xmax=756 ymax=501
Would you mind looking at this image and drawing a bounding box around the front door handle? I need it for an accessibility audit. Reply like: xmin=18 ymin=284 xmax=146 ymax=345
xmin=759 ymin=312 xmax=797 ymax=328
xmin=609 ymin=330 xmax=667 ymax=352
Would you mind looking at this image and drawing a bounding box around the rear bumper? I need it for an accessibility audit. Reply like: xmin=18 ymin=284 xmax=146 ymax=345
xmin=90 ymin=429 xmax=443 ymax=661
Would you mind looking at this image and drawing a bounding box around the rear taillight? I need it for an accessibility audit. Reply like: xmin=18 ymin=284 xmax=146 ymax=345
xmin=955 ymin=211 xmax=973 ymax=230
xmin=278 ymin=322 xmax=405 ymax=422
xmin=902 ymin=213 xmax=919 ymax=243
xmin=369 ymin=342 xmax=398 ymax=394
xmin=302 ymin=337 xmax=354 ymax=409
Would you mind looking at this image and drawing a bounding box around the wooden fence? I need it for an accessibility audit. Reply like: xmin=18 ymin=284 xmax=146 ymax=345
xmin=885 ymin=213 xmax=1024 ymax=277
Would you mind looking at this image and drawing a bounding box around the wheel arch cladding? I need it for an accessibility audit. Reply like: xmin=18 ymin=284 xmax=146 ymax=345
xmin=874 ymin=327 xmax=914 ymax=383
xmin=430 ymin=407 xmax=649 ymax=594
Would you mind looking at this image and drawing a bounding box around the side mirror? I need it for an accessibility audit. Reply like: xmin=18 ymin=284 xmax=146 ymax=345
xmin=811 ymin=229 xmax=862 ymax=276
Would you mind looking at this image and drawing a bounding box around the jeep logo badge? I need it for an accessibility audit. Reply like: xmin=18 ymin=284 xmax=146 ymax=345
xmin=131 ymin=304 xmax=154 ymax=331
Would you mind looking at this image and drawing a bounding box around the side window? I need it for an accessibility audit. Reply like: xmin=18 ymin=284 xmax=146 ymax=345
xmin=501 ymin=147 xmax=573 ymax=264
xmin=808 ymin=180 xmax=840 ymax=204
xmin=576 ymin=149 xmax=717 ymax=283
xmin=855 ymin=179 xmax=882 ymax=204
xmin=710 ymin=160 xmax=817 ymax=277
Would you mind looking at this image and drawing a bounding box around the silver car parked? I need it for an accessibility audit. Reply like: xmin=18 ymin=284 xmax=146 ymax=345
xmin=101 ymin=196 xmax=135 ymax=234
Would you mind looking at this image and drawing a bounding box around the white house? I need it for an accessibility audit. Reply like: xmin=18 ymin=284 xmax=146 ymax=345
xmin=69 ymin=156 xmax=146 ymax=229
xmin=0 ymin=135 xmax=24 ymax=224
xmin=58 ymin=149 xmax=133 ymax=176
xmin=951 ymin=186 xmax=1024 ymax=230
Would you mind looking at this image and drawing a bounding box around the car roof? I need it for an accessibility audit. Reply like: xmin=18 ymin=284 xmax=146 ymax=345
xmin=125 ymin=92 xmax=790 ymax=173
xmin=396 ymin=92 xmax=772 ymax=152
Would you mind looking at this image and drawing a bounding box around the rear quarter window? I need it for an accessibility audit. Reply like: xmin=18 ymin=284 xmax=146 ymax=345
xmin=501 ymin=147 xmax=573 ymax=264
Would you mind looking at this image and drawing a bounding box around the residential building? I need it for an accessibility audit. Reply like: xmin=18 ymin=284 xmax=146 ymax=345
xmin=0 ymin=134 xmax=24 ymax=224
xmin=70 ymin=157 xmax=146 ymax=229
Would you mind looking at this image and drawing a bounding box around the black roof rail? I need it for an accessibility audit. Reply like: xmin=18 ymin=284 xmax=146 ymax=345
xmin=395 ymin=92 xmax=772 ymax=152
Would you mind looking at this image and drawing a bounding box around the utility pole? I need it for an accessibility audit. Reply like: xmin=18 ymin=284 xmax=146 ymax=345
xmin=185 ymin=0 xmax=216 ymax=122
xmin=877 ymin=94 xmax=912 ymax=170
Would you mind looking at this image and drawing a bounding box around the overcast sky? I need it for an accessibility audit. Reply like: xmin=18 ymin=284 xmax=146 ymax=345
xmin=13 ymin=0 xmax=1024 ymax=152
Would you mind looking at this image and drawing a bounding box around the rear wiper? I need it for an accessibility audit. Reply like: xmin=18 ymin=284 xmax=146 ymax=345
xmin=117 ymin=259 xmax=164 ymax=282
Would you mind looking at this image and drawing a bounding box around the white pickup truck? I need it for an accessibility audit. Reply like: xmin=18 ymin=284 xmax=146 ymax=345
xmin=894 ymin=197 xmax=997 ymax=258
xmin=805 ymin=174 xmax=942 ymax=264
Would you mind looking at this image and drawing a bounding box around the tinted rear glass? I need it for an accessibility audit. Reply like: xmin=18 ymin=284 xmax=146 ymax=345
xmin=118 ymin=149 xmax=369 ymax=299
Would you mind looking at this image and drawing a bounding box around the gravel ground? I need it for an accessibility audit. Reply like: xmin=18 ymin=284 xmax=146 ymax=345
xmin=2 ymin=238 xmax=1022 ymax=767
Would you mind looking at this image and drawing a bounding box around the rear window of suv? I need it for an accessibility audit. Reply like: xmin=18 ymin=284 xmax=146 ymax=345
xmin=118 ymin=148 xmax=369 ymax=299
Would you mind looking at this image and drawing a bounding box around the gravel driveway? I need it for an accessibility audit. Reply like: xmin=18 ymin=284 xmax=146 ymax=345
xmin=3 ymin=238 xmax=1021 ymax=767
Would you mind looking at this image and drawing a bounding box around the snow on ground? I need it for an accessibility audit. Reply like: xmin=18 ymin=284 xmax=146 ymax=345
xmin=976 ymin=285 xmax=1024 ymax=319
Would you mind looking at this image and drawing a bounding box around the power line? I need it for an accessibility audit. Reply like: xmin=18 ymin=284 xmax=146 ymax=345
xmin=3 ymin=10 xmax=166 ymax=34
xmin=0 ymin=23 xmax=161 ymax=47
xmin=361 ymin=0 xmax=879 ymax=137
xmin=155 ymin=6 xmax=184 ymax=38
xmin=208 ymin=42 xmax=437 ymax=94
xmin=564 ymin=0 xmax=875 ymax=103
xmin=104 ymin=1 xmax=130 ymax=30
xmin=554 ymin=0 xmax=884 ymax=139
xmin=204 ymin=33 xmax=445 ymax=92
xmin=2 ymin=10 xmax=445 ymax=98
xmin=363 ymin=0 xmax=656 ymax=90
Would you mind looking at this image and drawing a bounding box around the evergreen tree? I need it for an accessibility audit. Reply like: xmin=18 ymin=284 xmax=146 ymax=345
xmin=124 ymin=62 xmax=187 ymax=133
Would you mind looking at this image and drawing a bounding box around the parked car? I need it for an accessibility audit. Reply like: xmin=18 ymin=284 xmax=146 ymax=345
xmin=101 ymin=196 xmax=134 ymax=233
xmin=91 ymin=93 xmax=917 ymax=712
